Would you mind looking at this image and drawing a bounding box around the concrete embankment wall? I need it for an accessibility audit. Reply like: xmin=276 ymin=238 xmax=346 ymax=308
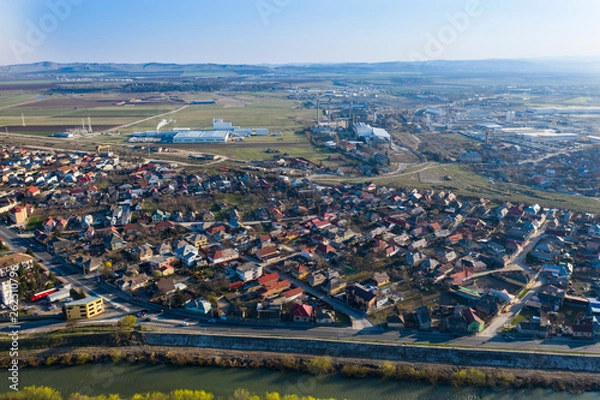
xmin=144 ymin=333 xmax=600 ymax=373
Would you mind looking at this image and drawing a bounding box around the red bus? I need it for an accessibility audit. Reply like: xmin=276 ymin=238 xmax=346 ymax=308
xmin=30 ymin=288 xmax=58 ymax=302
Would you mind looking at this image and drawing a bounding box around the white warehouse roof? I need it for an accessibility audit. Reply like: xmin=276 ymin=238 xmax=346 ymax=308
xmin=173 ymin=130 xmax=230 ymax=143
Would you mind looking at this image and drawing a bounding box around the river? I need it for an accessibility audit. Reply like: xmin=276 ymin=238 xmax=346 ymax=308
xmin=13 ymin=364 xmax=599 ymax=399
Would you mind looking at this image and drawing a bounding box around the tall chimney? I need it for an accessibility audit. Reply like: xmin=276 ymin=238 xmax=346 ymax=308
xmin=316 ymin=99 xmax=320 ymax=127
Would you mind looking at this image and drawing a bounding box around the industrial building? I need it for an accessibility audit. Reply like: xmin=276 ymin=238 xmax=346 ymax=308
xmin=172 ymin=130 xmax=230 ymax=144
xmin=131 ymin=119 xmax=268 ymax=144
xmin=212 ymin=118 xmax=269 ymax=137
xmin=353 ymin=122 xmax=391 ymax=142
xmin=64 ymin=296 xmax=104 ymax=319
xmin=47 ymin=284 xmax=72 ymax=302
xmin=501 ymin=127 xmax=580 ymax=143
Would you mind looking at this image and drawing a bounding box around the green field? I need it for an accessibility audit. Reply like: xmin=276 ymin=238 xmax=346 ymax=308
xmin=0 ymin=105 xmax=176 ymax=129
xmin=313 ymin=163 xmax=600 ymax=214
xmin=123 ymin=93 xmax=313 ymax=134
xmin=0 ymin=93 xmax=34 ymax=108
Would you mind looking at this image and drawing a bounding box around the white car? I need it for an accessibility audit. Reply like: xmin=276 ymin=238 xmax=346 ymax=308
xmin=180 ymin=321 xmax=189 ymax=327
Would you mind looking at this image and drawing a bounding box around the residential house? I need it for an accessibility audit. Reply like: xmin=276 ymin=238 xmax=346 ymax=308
xmin=291 ymin=303 xmax=313 ymax=323
xmin=117 ymin=273 xmax=151 ymax=292
xmin=104 ymin=233 xmax=127 ymax=251
xmin=154 ymin=220 xmax=175 ymax=233
xmin=175 ymin=244 xmax=200 ymax=267
xmin=148 ymin=255 xmax=177 ymax=274
xmin=187 ymin=233 xmax=209 ymax=248
xmin=9 ymin=204 xmax=33 ymax=225
xmin=386 ymin=314 xmax=404 ymax=329
xmin=308 ymin=272 xmax=326 ymax=287
xmin=0 ymin=253 xmax=34 ymax=277
xmin=75 ymin=256 xmax=102 ymax=274
xmin=154 ymin=278 xmax=176 ymax=297
xmin=256 ymin=245 xmax=279 ymax=261
xmin=151 ymin=209 xmax=171 ymax=223
xmin=347 ymin=284 xmax=376 ymax=310
xmin=463 ymin=307 xmax=485 ymax=333
xmin=208 ymin=248 xmax=239 ymax=265
xmin=325 ymin=277 xmax=347 ymax=295
xmin=291 ymin=264 xmax=309 ymax=280
xmin=413 ymin=306 xmax=432 ymax=330
xmin=315 ymin=309 xmax=335 ymax=324
xmin=371 ymin=272 xmax=390 ymax=287
xmin=46 ymin=237 xmax=73 ymax=255
xmin=261 ymin=279 xmax=291 ymax=299
xmin=537 ymin=285 xmax=565 ymax=311
xmin=185 ymin=298 xmax=212 ymax=315
xmin=236 ymin=263 xmax=263 ymax=282
xmin=282 ymin=287 xmax=303 ymax=302
xmin=133 ymin=244 xmax=154 ymax=261
xmin=572 ymin=317 xmax=595 ymax=339
xmin=516 ymin=321 xmax=547 ymax=337
xmin=25 ymin=185 xmax=41 ymax=198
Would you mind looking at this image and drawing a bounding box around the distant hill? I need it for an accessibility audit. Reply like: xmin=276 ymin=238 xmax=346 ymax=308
xmin=1 ymin=58 xmax=599 ymax=80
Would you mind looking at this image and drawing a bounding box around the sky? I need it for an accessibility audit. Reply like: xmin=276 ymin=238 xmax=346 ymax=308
xmin=1 ymin=0 xmax=600 ymax=66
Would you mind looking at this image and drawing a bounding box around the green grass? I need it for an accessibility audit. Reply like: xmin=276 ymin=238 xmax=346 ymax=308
xmin=313 ymin=163 xmax=600 ymax=214
xmin=26 ymin=215 xmax=46 ymax=231
xmin=517 ymin=288 xmax=531 ymax=300
xmin=123 ymin=93 xmax=313 ymax=135
xmin=0 ymin=93 xmax=34 ymax=108
xmin=510 ymin=314 xmax=527 ymax=327
xmin=565 ymin=96 xmax=593 ymax=105
xmin=0 ymin=103 xmax=180 ymax=132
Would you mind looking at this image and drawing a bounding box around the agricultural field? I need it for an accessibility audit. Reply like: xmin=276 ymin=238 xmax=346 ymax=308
xmin=0 ymin=91 xmax=179 ymax=135
xmin=123 ymin=92 xmax=313 ymax=134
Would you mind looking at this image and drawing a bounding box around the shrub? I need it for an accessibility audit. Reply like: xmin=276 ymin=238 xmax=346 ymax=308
xmin=340 ymin=364 xmax=369 ymax=378
xmin=306 ymin=356 xmax=333 ymax=376
xmin=379 ymin=361 xmax=396 ymax=378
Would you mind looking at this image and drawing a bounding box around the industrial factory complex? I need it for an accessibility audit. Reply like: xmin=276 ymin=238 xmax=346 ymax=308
xmin=129 ymin=119 xmax=270 ymax=144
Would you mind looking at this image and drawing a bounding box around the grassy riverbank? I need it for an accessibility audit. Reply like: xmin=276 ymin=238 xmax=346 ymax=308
xmin=2 ymin=341 xmax=600 ymax=394
xmin=3 ymin=386 xmax=330 ymax=400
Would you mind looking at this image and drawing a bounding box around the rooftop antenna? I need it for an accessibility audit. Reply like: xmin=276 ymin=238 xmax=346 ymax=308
xmin=21 ymin=113 xmax=26 ymax=127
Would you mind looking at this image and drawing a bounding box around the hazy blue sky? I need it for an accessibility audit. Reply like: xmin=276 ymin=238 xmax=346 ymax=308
xmin=1 ymin=0 xmax=599 ymax=65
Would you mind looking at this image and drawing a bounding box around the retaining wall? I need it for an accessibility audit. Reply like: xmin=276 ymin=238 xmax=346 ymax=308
xmin=144 ymin=333 xmax=600 ymax=372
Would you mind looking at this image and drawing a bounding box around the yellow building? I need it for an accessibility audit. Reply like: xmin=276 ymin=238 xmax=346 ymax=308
xmin=65 ymin=296 xmax=104 ymax=320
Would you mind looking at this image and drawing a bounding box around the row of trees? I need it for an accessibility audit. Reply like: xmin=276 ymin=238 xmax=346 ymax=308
xmin=0 ymin=386 xmax=335 ymax=400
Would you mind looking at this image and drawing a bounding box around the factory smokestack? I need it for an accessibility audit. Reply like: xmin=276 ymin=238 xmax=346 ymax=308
xmin=316 ymin=100 xmax=320 ymax=127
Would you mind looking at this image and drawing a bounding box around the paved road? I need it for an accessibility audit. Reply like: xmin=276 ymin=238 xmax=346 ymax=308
xmin=3 ymin=316 xmax=600 ymax=355
xmin=265 ymin=265 xmax=374 ymax=330
xmin=0 ymin=223 xmax=136 ymax=314
xmin=479 ymin=226 xmax=547 ymax=337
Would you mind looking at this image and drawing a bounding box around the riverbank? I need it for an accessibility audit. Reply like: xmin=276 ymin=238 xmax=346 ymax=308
xmin=3 ymin=342 xmax=600 ymax=393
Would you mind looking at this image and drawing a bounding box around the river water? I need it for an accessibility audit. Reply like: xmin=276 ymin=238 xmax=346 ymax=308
xmin=15 ymin=364 xmax=599 ymax=399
